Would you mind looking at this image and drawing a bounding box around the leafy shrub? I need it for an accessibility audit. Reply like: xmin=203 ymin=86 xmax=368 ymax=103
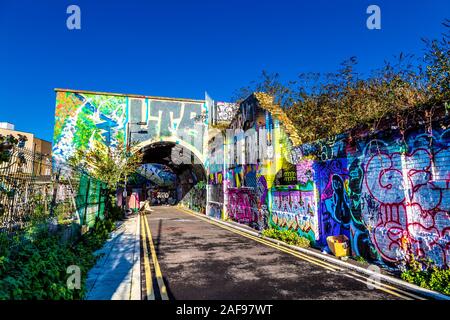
xmin=401 ymin=256 xmax=450 ymax=295
xmin=262 ymin=228 xmax=310 ymax=248
xmin=0 ymin=217 xmax=116 ymax=300
xmin=354 ymin=256 xmax=368 ymax=263
xmin=108 ymin=205 xmax=124 ymax=221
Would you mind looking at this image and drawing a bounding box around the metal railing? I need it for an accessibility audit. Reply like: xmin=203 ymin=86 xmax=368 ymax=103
xmin=0 ymin=144 xmax=108 ymax=234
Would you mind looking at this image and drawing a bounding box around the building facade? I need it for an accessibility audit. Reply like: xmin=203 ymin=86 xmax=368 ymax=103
xmin=0 ymin=123 xmax=52 ymax=177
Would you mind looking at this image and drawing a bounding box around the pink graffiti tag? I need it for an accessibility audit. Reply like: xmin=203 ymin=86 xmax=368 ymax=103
xmin=226 ymin=188 xmax=258 ymax=224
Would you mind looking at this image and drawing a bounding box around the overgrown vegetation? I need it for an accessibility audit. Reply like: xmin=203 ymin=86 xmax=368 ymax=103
xmin=262 ymin=228 xmax=310 ymax=248
xmin=234 ymin=21 xmax=449 ymax=144
xmin=69 ymin=140 xmax=143 ymax=217
xmin=400 ymin=256 xmax=450 ymax=295
xmin=0 ymin=216 xmax=116 ymax=300
xmin=68 ymin=140 xmax=143 ymax=192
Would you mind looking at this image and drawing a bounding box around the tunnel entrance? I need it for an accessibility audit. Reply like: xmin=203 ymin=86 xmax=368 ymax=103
xmin=123 ymin=142 xmax=207 ymax=213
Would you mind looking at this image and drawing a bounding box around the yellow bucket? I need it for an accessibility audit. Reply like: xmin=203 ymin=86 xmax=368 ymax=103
xmin=326 ymin=235 xmax=350 ymax=257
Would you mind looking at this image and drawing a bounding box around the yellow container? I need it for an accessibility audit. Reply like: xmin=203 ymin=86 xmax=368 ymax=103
xmin=326 ymin=235 xmax=350 ymax=257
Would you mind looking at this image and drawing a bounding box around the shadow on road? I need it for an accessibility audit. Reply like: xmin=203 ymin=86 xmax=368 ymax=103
xmin=156 ymin=218 xmax=162 ymax=256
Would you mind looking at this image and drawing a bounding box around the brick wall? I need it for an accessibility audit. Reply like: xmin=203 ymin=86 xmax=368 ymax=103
xmin=291 ymin=118 xmax=450 ymax=268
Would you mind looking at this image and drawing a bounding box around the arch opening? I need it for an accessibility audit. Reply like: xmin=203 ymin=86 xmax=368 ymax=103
xmin=123 ymin=141 xmax=207 ymax=212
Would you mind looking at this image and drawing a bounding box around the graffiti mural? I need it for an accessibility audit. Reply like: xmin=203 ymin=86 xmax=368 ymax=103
xmin=227 ymin=187 xmax=261 ymax=228
xmin=268 ymin=160 xmax=318 ymax=242
xmin=129 ymin=98 xmax=208 ymax=158
xmin=270 ymin=187 xmax=318 ymax=242
xmin=53 ymin=90 xmax=209 ymax=163
xmin=289 ymin=126 xmax=450 ymax=267
xmin=208 ymin=203 xmax=222 ymax=219
xmin=180 ymin=183 xmax=206 ymax=213
xmin=137 ymin=164 xmax=177 ymax=187
xmin=361 ymin=130 xmax=450 ymax=267
xmin=53 ymin=91 xmax=126 ymax=162
xmin=214 ymin=102 xmax=239 ymax=124
xmin=216 ymin=91 xmax=449 ymax=268
xmin=347 ymin=158 xmax=377 ymax=260
xmin=256 ymin=175 xmax=269 ymax=229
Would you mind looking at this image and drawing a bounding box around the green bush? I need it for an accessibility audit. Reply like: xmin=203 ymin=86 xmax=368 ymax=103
xmin=401 ymin=256 xmax=450 ymax=295
xmin=0 ymin=217 xmax=116 ymax=300
xmin=108 ymin=205 xmax=124 ymax=221
xmin=262 ymin=228 xmax=310 ymax=248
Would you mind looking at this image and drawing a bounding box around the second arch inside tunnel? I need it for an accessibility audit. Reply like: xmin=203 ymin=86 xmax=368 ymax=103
xmin=119 ymin=141 xmax=207 ymax=213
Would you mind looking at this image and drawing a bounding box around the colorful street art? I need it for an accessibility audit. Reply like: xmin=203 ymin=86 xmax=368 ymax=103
xmin=53 ymin=91 xmax=126 ymax=162
xmin=289 ymin=126 xmax=450 ymax=267
xmin=270 ymin=187 xmax=317 ymax=242
xmin=208 ymin=203 xmax=223 ymax=219
xmin=227 ymin=187 xmax=261 ymax=228
xmin=214 ymin=102 xmax=239 ymax=124
xmin=53 ymin=90 xmax=209 ymax=163
xmin=312 ymin=159 xmax=378 ymax=260
xmin=268 ymin=161 xmax=318 ymax=243
xmin=210 ymin=91 xmax=450 ymax=269
xmin=137 ymin=163 xmax=177 ymax=187
xmin=54 ymin=89 xmax=450 ymax=269
xmin=360 ymin=130 xmax=450 ymax=267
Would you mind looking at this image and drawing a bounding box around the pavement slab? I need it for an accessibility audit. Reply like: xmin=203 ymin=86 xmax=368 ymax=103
xmin=85 ymin=214 xmax=141 ymax=300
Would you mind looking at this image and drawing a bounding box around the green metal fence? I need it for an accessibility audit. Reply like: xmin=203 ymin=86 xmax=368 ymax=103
xmin=75 ymin=173 xmax=108 ymax=228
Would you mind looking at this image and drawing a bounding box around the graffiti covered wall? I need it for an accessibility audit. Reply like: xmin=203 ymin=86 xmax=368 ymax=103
xmin=359 ymin=129 xmax=450 ymax=266
xmin=53 ymin=89 xmax=208 ymax=163
xmin=53 ymin=91 xmax=126 ymax=162
xmin=55 ymin=89 xmax=450 ymax=268
xmin=214 ymin=93 xmax=307 ymax=234
xmin=289 ymin=123 xmax=450 ymax=267
xmin=270 ymin=160 xmax=318 ymax=243
xmin=209 ymin=91 xmax=450 ymax=268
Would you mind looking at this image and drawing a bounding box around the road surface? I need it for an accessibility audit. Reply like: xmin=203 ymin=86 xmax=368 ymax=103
xmin=139 ymin=206 xmax=420 ymax=300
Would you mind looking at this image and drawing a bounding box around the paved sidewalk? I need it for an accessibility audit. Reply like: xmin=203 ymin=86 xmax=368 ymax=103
xmin=85 ymin=214 xmax=141 ymax=300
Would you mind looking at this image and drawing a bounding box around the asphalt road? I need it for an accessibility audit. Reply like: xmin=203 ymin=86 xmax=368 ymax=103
xmin=142 ymin=206 xmax=406 ymax=300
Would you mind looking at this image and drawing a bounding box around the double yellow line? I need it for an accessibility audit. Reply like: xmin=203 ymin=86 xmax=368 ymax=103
xmin=180 ymin=208 xmax=426 ymax=301
xmin=140 ymin=213 xmax=169 ymax=300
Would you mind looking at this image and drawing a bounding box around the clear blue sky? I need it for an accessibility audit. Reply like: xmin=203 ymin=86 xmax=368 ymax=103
xmin=0 ymin=0 xmax=448 ymax=142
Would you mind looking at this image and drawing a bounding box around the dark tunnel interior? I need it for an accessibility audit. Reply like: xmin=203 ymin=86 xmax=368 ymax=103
xmin=120 ymin=142 xmax=206 ymax=211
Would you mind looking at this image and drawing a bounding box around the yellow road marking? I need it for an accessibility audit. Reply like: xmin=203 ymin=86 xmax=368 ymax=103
xmin=143 ymin=214 xmax=169 ymax=300
xmin=179 ymin=208 xmax=421 ymax=300
xmin=140 ymin=214 xmax=155 ymax=300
